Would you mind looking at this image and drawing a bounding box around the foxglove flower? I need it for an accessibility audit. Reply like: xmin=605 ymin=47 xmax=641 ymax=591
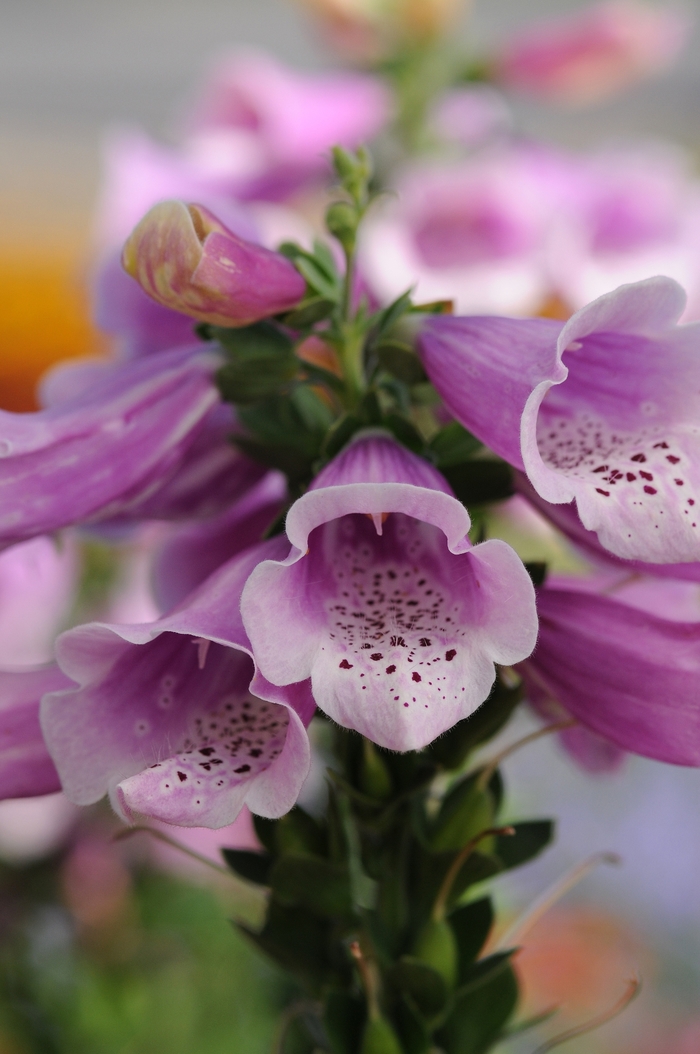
xmin=122 ymin=201 xmax=306 ymax=327
xmin=241 ymin=432 xmax=537 ymax=752
xmin=521 ymin=577 xmax=700 ymax=767
xmin=494 ymin=1 xmax=687 ymax=106
xmin=0 ymin=346 xmax=255 ymax=547
xmin=360 ymin=149 xmax=571 ymax=316
xmin=0 ymin=537 xmax=78 ymax=666
xmin=42 ymin=539 xmax=314 ymax=829
xmin=0 ymin=667 xmax=69 ymax=799
xmin=419 ymin=277 xmax=700 ymax=563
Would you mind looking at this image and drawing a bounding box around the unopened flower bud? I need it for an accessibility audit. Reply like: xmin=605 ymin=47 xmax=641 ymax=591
xmin=326 ymin=200 xmax=359 ymax=253
xmin=122 ymin=201 xmax=306 ymax=327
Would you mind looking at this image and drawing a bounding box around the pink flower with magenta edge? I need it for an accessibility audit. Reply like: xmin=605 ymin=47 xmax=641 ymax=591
xmin=419 ymin=276 xmax=700 ymax=564
xmin=122 ymin=200 xmax=306 ymax=328
xmin=241 ymin=431 xmax=537 ymax=752
xmin=494 ymin=1 xmax=688 ymax=107
xmin=41 ymin=538 xmax=314 ymax=830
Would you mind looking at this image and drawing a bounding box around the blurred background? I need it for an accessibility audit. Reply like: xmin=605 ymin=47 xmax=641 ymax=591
xmin=1 ymin=0 xmax=700 ymax=1051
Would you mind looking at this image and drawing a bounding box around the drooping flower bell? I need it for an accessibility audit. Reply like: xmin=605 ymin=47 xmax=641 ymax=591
xmin=241 ymin=431 xmax=537 ymax=752
xmin=0 ymin=347 xmax=264 ymax=547
xmin=122 ymin=200 xmax=306 ymax=327
xmin=419 ymin=276 xmax=700 ymax=564
xmin=520 ymin=574 xmax=700 ymax=767
xmin=41 ymin=539 xmax=314 ymax=829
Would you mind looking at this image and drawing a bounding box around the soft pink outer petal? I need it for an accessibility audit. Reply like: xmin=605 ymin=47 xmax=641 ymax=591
xmin=523 ymin=586 xmax=700 ymax=766
xmin=0 ymin=666 xmax=71 ymax=799
xmin=42 ymin=538 xmax=314 ymax=827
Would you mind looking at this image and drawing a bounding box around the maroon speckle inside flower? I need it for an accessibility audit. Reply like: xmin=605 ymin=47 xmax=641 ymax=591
xmin=339 ymin=659 xmax=353 ymax=669
xmin=644 ymin=485 xmax=658 ymax=495
xmin=412 ymin=672 xmax=422 ymax=682
xmin=177 ymin=772 xmax=187 ymax=782
xmin=667 ymin=455 xmax=680 ymax=464
xmin=631 ymin=453 xmax=647 ymax=463
xmin=445 ymin=649 xmax=456 ymax=661
xmin=386 ymin=665 xmax=396 ymax=674
xmin=371 ymin=653 xmax=383 ymax=661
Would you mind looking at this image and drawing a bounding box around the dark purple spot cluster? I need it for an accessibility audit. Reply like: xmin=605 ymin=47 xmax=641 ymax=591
xmin=148 ymin=694 xmax=288 ymax=805
xmin=323 ymin=524 xmax=468 ymax=714
xmin=537 ymin=413 xmax=699 ymax=533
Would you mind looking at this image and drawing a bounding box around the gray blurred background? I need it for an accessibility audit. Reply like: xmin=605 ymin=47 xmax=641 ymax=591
xmin=1 ymin=0 xmax=699 ymax=239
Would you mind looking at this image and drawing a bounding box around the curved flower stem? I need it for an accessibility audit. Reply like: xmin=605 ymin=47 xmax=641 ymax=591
xmin=432 ymin=826 xmax=515 ymax=923
xmin=113 ymin=824 xmax=233 ymax=878
xmin=531 ymin=976 xmax=641 ymax=1053
xmin=496 ymin=851 xmax=622 ymax=951
xmin=476 ymin=719 xmax=577 ymax=793
xmin=350 ymin=939 xmax=382 ymax=1020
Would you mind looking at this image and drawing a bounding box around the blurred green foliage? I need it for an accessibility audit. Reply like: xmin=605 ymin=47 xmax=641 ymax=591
xmin=0 ymin=855 xmax=286 ymax=1054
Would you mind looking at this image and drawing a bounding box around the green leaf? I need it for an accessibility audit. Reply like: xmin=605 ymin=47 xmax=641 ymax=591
xmin=373 ymin=289 xmax=414 ymax=341
xmin=441 ymin=460 xmax=515 ymax=506
xmin=275 ymin=806 xmax=327 ymax=857
xmin=220 ymin=849 xmax=272 ymax=885
xmin=252 ymin=815 xmax=277 ymax=853
xmin=376 ymin=343 xmax=427 ymax=385
xmin=322 ymin=412 xmax=365 ymax=460
xmin=213 ymin=320 xmax=293 ymax=358
xmin=390 ymin=956 xmax=449 ymax=1017
xmin=282 ymin=296 xmax=336 ymax=328
xmin=324 ymin=990 xmax=366 ymax=1054
xmin=426 ymin=676 xmax=523 ymax=770
xmin=312 ymin=238 xmax=340 ymax=280
xmin=395 ymin=995 xmax=431 ymax=1054
xmin=294 ymin=256 xmax=340 ymax=302
xmin=269 ymin=854 xmax=353 ymax=918
xmin=428 ymin=775 xmax=495 ymax=852
xmin=216 ymin=356 xmax=298 ymax=404
xmin=494 ymin=820 xmax=554 ymax=870
xmin=436 ymin=963 xmax=518 ymax=1054
xmin=449 ymin=898 xmax=494 ymax=981
xmin=238 ymin=901 xmax=334 ymax=992
xmin=382 ymin=413 xmax=425 ymax=454
xmin=429 ymin=422 xmax=482 ymax=468
xmin=459 ymin=950 xmax=515 ymax=994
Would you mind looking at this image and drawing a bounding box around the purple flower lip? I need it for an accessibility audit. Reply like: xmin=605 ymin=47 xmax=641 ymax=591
xmin=242 ymin=432 xmax=538 ymax=752
xmin=122 ymin=200 xmax=306 ymax=327
xmin=41 ymin=539 xmax=314 ymax=829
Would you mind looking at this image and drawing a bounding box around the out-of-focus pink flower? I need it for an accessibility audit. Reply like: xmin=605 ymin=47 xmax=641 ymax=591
xmin=430 ymin=86 xmax=511 ymax=148
xmin=360 ymin=148 xmax=573 ymax=316
xmin=293 ymin=0 xmax=464 ymax=59
xmin=494 ymin=1 xmax=688 ymax=106
xmin=0 ymin=536 xmax=78 ymax=666
xmin=123 ymin=201 xmax=306 ymax=327
xmin=548 ymin=145 xmax=700 ymax=320
xmin=188 ymin=50 xmax=390 ymax=170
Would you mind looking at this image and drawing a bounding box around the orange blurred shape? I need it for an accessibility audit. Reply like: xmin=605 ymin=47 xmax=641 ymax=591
xmin=0 ymin=246 xmax=104 ymax=412
xmin=513 ymin=905 xmax=648 ymax=1022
